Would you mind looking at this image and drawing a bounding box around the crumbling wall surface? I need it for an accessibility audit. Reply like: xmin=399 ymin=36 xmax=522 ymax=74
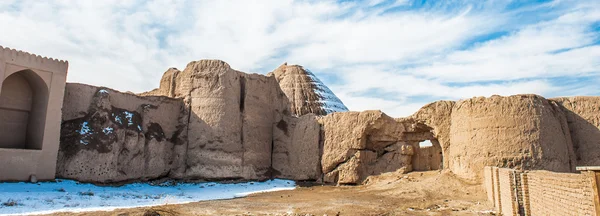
xmin=412 ymin=145 xmax=442 ymax=171
xmin=410 ymin=100 xmax=454 ymax=169
xmin=485 ymin=167 xmax=598 ymax=216
xmin=272 ymin=114 xmax=321 ymax=180
xmin=268 ymin=63 xmax=348 ymax=116
xmin=483 ymin=166 xmax=495 ymax=205
xmin=319 ymin=110 xmax=417 ymax=184
xmin=58 ymin=83 xmax=186 ymax=183
xmin=524 ymin=170 xmax=597 ymax=216
xmin=139 ymin=68 xmax=181 ymax=97
xmin=551 ymin=97 xmax=600 ymax=166
xmin=170 ymin=60 xmax=291 ymax=180
xmin=497 ymin=168 xmax=518 ymax=216
xmin=449 ymin=95 xmax=576 ymax=181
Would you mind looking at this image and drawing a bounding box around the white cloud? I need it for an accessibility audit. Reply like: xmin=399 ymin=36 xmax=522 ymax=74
xmin=0 ymin=0 xmax=598 ymax=118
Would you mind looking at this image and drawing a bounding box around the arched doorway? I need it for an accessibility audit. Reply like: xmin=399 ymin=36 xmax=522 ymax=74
xmin=0 ymin=69 xmax=49 ymax=150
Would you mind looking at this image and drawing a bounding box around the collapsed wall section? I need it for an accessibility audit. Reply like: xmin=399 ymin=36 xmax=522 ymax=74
xmin=319 ymin=111 xmax=439 ymax=184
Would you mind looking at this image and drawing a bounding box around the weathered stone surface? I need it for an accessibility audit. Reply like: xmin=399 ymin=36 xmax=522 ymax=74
xmin=139 ymin=68 xmax=181 ymax=97
xmin=449 ymin=95 xmax=575 ymax=181
xmin=58 ymin=83 xmax=186 ymax=183
xmin=268 ymin=63 xmax=348 ymax=116
xmin=272 ymin=114 xmax=321 ymax=180
xmin=410 ymin=100 xmax=454 ymax=169
xmin=319 ymin=111 xmax=416 ymax=184
xmin=169 ymin=60 xmax=291 ymax=180
xmin=551 ymin=97 xmax=600 ymax=166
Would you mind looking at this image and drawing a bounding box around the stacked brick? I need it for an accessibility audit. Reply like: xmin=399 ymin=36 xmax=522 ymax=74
xmin=498 ymin=168 xmax=519 ymax=215
xmin=483 ymin=166 xmax=598 ymax=216
xmin=524 ymin=171 xmax=596 ymax=216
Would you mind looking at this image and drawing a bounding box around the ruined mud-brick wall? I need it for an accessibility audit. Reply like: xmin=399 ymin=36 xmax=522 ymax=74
xmin=140 ymin=60 xmax=321 ymax=181
xmin=450 ymin=95 xmax=576 ymax=181
xmin=483 ymin=167 xmax=495 ymax=205
xmin=268 ymin=63 xmax=349 ymax=116
xmin=272 ymin=114 xmax=321 ymax=180
xmin=484 ymin=166 xmax=599 ymax=216
xmin=318 ymin=111 xmax=441 ymax=184
xmin=410 ymin=100 xmax=454 ymax=169
xmin=497 ymin=168 xmax=519 ymax=215
xmin=58 ymin=83 xmax=186 ymax=183
xmin=412 ymin=145 xmax=442 ymax=171
xmin=524 ymin=171 xmax=597 ymax=216
xmin=551 ymin=97 xmax=600 ymax=166
xmin=58 ymin=60 xmax=324 ymax=183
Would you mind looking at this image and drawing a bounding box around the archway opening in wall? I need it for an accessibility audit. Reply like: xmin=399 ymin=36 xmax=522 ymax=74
xmin=0 ymin=69 xmax=49 ymax=150
xmin=413 ymin=138 xmax=443 ymax=171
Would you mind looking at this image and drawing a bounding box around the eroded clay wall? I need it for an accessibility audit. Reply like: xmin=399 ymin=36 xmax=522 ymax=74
xmin=412 ymin=145 xmax=442 ymax=171
xmin=483 ymin=167 xmax=495 ymax=205
xmin=449 ymin=95 xmax=576 ymax=181
xmin=319 ymin=111 xmax=416 ymax=184
xmin=58 ymin=83 xmax=186 ymax=183
xmin=551 ymin=97 xmax=600 ymax=166
xmin=272 ymin=114 xmax=321 ymax=180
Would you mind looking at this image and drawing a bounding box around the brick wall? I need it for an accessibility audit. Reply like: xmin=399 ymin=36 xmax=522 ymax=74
xmin=483 ymin=166 xmax=495 ymax=204
xmin=484 ymin=167 xmax=599 ymax=216
xmin=525 ymin=170 xmax=596 ymax=216
xmin=498 ymin=168 xmax=519 ymax=215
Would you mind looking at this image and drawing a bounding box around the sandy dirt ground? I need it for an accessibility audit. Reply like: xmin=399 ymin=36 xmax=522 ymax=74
xmin=48 ymin=171 xmax=494 ymax=216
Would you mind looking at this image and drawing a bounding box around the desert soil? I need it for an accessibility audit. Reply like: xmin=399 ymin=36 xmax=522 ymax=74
xmin=49 ymin=171 xmax=493 ymax=216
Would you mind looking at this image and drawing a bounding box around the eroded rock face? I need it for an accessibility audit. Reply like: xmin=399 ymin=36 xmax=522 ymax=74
xmin=272 ymin=114 xmax=321 ymax=180
xmin=319 ymin=111 xmax=418 ymax=184
xmin=551 ymin=97 xmax=600 ymax=166
xmin=449 ymin=95 xmax=575 ymax=181
xmin=168 ymin=60 xmax=291 ymax=180
xmin=58 ymin=83 xmax=186 ymax=183
xmin=410 ymin=101 xmax=454 ymax=169
xmin=268 ymin=63 xmax=348 ymax=116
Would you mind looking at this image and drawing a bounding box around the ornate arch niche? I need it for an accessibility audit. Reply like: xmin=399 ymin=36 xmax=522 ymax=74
xmin=0 ymin=69 xmax=49 ymax=150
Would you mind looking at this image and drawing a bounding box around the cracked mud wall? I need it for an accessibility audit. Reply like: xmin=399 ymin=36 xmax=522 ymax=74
xmin=58 ymin=83 xmax=186 ymax=183
xmin=319 ymin=111 xmax=422 ymax=184
xmin=551 ymin=97 xmax=600 ymax=166
xmin=449 ymin=95 xmax=575 ymax=182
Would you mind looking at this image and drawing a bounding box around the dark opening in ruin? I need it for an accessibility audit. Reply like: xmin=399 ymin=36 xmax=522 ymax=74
xmin=0 ymin=70 xmax=49 ymax=150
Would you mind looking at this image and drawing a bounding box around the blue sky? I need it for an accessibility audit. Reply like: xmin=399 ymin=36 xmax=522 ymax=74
xmin=0 ymin=0 xmax=598 ymax=117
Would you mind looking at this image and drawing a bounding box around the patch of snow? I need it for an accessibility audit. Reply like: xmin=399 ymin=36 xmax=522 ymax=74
xmin=79 ymin=122 xmax=92 ymax=135
xmin=113 ymin=114 xmax=123 ymax=125
xmin=102 ymin=127 xmax=113 ymax=135
xmin=304 ymin=69 xmax=349 ymax=114
xmin=124 ymin=112 xmax=134 ymax=126
xmin=0 ymin=179 xmax=295 ymax=215
xmin=98 ymin=89 xmax=109 ymax=94
xmin=137 ymin=125 xmax=142 ymax=131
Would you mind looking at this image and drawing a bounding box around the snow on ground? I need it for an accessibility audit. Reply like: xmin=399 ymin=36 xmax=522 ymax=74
xmin=0 ymin=179 xmax=295 ymax=215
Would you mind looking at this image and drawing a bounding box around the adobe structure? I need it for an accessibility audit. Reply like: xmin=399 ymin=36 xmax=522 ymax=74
xmin=1 ymin=46 xmax=600 ymax=193
xmin=0 ymin=46 xmax=68 ymax=181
